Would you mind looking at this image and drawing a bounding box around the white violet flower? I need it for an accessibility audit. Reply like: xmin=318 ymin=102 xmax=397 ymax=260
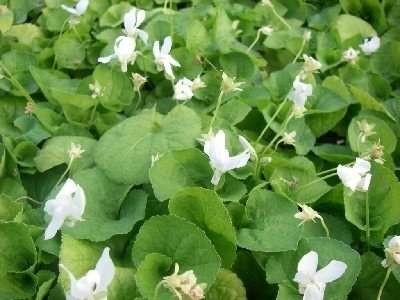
xmin=295 ymin=204 xmax=322 ymax=225
xmin=60 ymin=247 xmax=115 ymax=300
xmin=123 ymin=7 xmax=148 ymax=44
xmin=359 ymin=36 xmax=380 ymax=55
xmin=61 ymin=0 xmax=89 ymax=17
xmin=98 ymin=36 xmax=137 ymax=72
xmin=288 ymin=76 xmax=313 ymax=114
xmin=337 ymin=158 xmax=372 ymax=192
xmin=294 ymin=251 xmax=347 ymax=300
xmin=382 ymin=236 xmax=400 ymax=267
xmin=158 ymin=263 xmax=206 ymax=300
xmin=259 ymin=25 xmax=274 ymax=36
xmin=173 ymin=76 xmax=206 ymax=101
xmin=43 ymin=179 xmax=85 ymax=240
xmin=343 ymin=47 xmax=359 ymax=63
xmin=203 ymin=130 xmax=251 ymax=185
xmin=153 ymin=36 xmax=181 ymax=79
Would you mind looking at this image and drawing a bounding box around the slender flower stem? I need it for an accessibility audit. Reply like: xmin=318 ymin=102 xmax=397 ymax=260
xmin=0 ymin=62 xmax=35 ymax=103
xmin=323 ymin=59 xmax=344 ymax=73
xmin=256 ymin=99 xmax=287 ymax=143
xmin=15 ymin=196 xmax=41 ymax=205
xmin=269 ymin=5 xmax=292 ymax=30
xmin=320 ymin=218 xmax=330 ymax=238
xmin=247 ymin=30 xmax=262 ymax=52
xmin=292 ymin=36 xmax=307 ymax=63
xmin=208 ymin=90 xmax=224 ymax=131
xmin=316 ymin=167 xmax=338 ymax=176
xmin=365 ymin=191 xmax=370 ymax=249
xmin=377 ymin=268 xmax=391 ymax=300
xmin=52 ymin=18 xmax=69 ymax=69
xmin=54 ymin=159 xmax=73 ymax=188
xmin=135 ymin=90 xmax=143 ymax=110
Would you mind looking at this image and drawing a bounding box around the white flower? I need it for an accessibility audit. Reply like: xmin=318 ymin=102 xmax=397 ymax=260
xmin=60 ymin=247 xmax=115 ymax=300
xmin=343 ymin=47 xmax=359 ymax=63
xmin=337 ymin=158 xmax=372 ymax=192
xmin=382 ymin=236 xmax=400 ymax=267
xmin=281 ymin=131 xmax=297 ymax=146
xmin=89 ymin=81 xmax=104 ymax=99
xmin=158 ymin=263 xmax=206 ymax=300
xmin=173 ymin=78 xmax=195 ymax=101
xmin=43 ymin=179 xmax=85 ymax=240
xmin=173 ymin=76 xmax=206 ymax=101
xmin=131 ymin=72 xmax=147 ymax=92
xmin=203 ymin=130 xmax=250 ymax=185
xmin=294 ymin=251 xmax=347 ymax=300
xmin=61 ymin=0 xmax=89 ymax=17
xmin=302 ymin=55 xmax=322 ymax=74
xmin=295 ymin=204 xmax=322 ymax=225
xmin=123 ymin=7 xmax=148 ymax=44
xmin=98 ymin=36 xmax=137 ymax=72
xmin=221 ymin=72 xmax=244 ymax=93
xmin=288 ymin=76 xmax=313 ymax=111
xmin=259 ymin=25 xmax=274 ymax=36
xmin=359 ymin=36 xmax=380 ymax=55
xmin=68 ymin=143 xmax=85 ymax=161
xmin=153 ymin=36 xmax=181 ymax=79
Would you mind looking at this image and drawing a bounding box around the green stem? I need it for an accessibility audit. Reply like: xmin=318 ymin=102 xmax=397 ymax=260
xmin=135 ymin=90 xmax=143 ymax=110
xmin=52 ymin=18 xmax=69 ymax=69
xmin=377 ymin=268 xmax=391 ymax=300
xmin=297 ymin=172 xmax=337 ymax=190
xmin=256 ymin=99 xmax=287 ymax=143
xmin=54 ymin=159 xmax=73 ymax=188
xmin=0 ymin=62 xmax=35 ymax=103
xmin=365 ymin=191 xmax=370 ymax=249
xmin=270 ymin=5 xmax=292 ymax=30
xmin=208 ymin=90 xmax=224 ymax=131
xmin=261 ymin=111 xmax=293 ymax=155
xmin=320 ymin=218 xmax=330 ymax=238
xmin=292 ymin=36 xmax=307 ymax=63
xmin=15 ymin=196 xmax=41 ymax=205
xmin=323 ymin=59 xmax=344 ymax=73
xmin=247 ymin=30 xmax=262 ymax=52
xmin=316 ymin=167 xmax=338 ymax=176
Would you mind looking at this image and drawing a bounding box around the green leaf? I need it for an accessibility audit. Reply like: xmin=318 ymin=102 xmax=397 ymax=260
xmin=0 ymin=195 xmax=22 ymax=221
xmin=5 ymin=23 xmax=42 ymax=45
xmin=219 ymin=52 xmax=256 ymax=80
xmin=65 ymin=167 xmax=146 ymax=241
xmin=92 ymin=65 xmax=134 ymax=111
xmin=237 ymin=189 xmax=302 ymax=252
xmin=286 ymin=117 xmax=315 ymax=155
xmin=344 ymin=164 xmax=400 ymax=244
xmin=270 ymin=156 xmax=332 ymax=204
xmin=149 ymin=149 xmax=212 ymax=201
xmin=0 ymin=222 xmax=37 ymax=300
xmin=95 ymin=105 xmax=201 ymax=185
xmin=0 ymin=5 xmax=14 ymax=33
xmin=206 ymin=269 xmax=247 ymax=300
xmin=334 ymin=14 xmax=376 ymax=41
xmin=132 ymin=215 xmax=221 ymax=290
xmin=54 ymin=34 xmax=86 ymax=69
xmin=34 ymin=136 xmax=96 ymax=173
xmin=99 ymin=2 xmax=131 ymax=28
xmin=312 ymin=144 xmax=354 ymax=164
xmin=348 ymin=114 xmax=397 ymax=154
xmin=169 ymin=187 xmax=236 ymax=268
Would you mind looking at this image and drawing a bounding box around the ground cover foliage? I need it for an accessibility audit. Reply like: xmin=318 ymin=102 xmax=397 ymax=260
xmin=0 ymin=0 xmax=400 ymax=299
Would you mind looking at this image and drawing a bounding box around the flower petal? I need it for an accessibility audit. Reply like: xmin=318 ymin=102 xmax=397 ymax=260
xmin=153 ymin=40 xmax=160 ymax=57
xmin=225 ymin=151 xmax=250 ymax=171
xmin=44 ymin=214 xmax=65 ymax=240
xmin=304 ymin=283 xmax=325 ymax=300
xmin=95 ymin=247 xmax=115 ymax=292
xmin=315 ymin=260 xmax=347 ymax=283
xmin=136 ymin=9 xmax=146 ymax=27
xmin=353 ymin=158 xmax=371 ymax=175
xmin=161 ymin=36 xmax=172 ymax=54
xmin=297 ymin=251 xmax=318 ymax=278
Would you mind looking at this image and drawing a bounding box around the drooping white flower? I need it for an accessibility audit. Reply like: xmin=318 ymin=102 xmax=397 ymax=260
xmin=158 ymin=263 xmax=206 ymax=300
xmin=98 ymin=36 xmax=137 ymax=72
xmin=68 ymin=143 xmax=85 ymax=161
xmin=302 ymin=54 xmax=322 ymax=74
xmin=221 ymin=72 xmax=244 ymax=93
xmin=123 ymin=7 xmax=148 ymax=44
xmin=294 ymin=251 xmax=347 ymax=300
xmin=295 ymin=204 xmax=322 ymax=225
xmin=288 ymin=76 xmax=313 ymax=112
xmin=43 ymin=179 xmax=85 ymax=240
xmin=343 ymin=47 xmax=359 ymax=63
xmin=60 ymin=247 xmax=115 ymax=300
xmin=203 ymin=130 xmax=250 ymax=185
xmin=153 ymin=36 xmax=181 ymax=79
xmin=259 ymin=25 xmax=274 ymax=36
xmin=238 ymin=135 xmax=257 ymax=160
xmin=61 ymin=0 xmax=89 ymax=17
xmin=382 ymin=236 xmax=400 ymax=268
xmin=281 ymin=131 xmax=297 ymax=146
xmin=131 ymin=72 xmax=147 ymax=92
xmin=337 ymin=158 xmax=372 ymax=192
xmin=173 ymin=76 xmax=206 ymax=101
xmin=359 ymin=36 xmax=380 ymax=55
xmin=364 ymin=140 xmax=384 ymax=164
